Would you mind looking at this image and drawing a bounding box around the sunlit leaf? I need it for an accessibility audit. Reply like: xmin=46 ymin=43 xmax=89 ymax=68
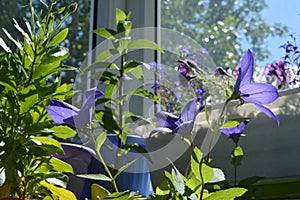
xmin=94 ymin=28 xmax=117 ymax=39
xmin=40 ymin=180 xmax=77 ymax=200
xmin=31 ymin=136 xmax=64 ymax=155
xmin=77 ymin=174 xmax=111 ymax=181
xmin=220 ymin=118 xmax=250 ymax=129
xmin=204 ymin=187 xmax=247 ymax=200
xmin=91 ymin=184 xmax=111 ymax=200
xmin=96 ymin=132 xmax=107 ymax=152
xmin=47 ymin=28 xmax=69 ymax=47
xmin=128 ymin=39 xmax=163 ymax=52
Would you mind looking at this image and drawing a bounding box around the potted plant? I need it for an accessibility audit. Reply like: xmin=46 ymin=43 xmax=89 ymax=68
xmin=0 ymin=1 xmax=78 ymax=199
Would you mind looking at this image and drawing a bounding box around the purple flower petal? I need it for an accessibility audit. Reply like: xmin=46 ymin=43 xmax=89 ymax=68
xmin=176 ymin=120 xmax=195 ymax=136
xmin=150 ymin=127 xmax=173 ymax=137
xmin=254 ymin=103 xmax=280 ymax=126
xmin=235 ymin=49 xmax=254 ymax=91
xmin=155 ymin=112 xmax=180 ymax=130
xmin=180 ymin=100 xmax=197 ymax=122
xmin=240 ymin=83 xmax=279 ymax=104
xmin=50 ymin=99 xmax=79 ymax=112
xmin=45 ymin=106 xmax=78 ymax=126
xmin=219 ymin=121 xmax=249 ymax=137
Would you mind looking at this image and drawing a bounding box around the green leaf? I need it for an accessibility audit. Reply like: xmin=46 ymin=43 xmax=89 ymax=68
xmin=94 ymin=28 xmax=117 ymax=39
xmin=40 ymin=180 xmax=77 ymax=200
xmin=171 ymin=167 xmax=185 ymax=195
xmin=130 ymin=89 xmax=160 ymax=103
xmin=95 ymin=49 xmax=119 ymax=63
xmin=77 ymin=174 xmax=111 ymax=181
xmin=123 ymin=60 xmax=143 ymax=74
xmin=156 ymin=180 xmax=170 ymax=196
xmin=49 ymin=157 xmax=74 ymax=174
xmin=96 ymin=132 xmax=107 ymax=152
xmin=116 ymin=8 xmax=128 ymax=25
xmin=191 ymin=148 xmax=214 ymax=184
xmin=114 ymin=158 xmax=138 ymax=179
xmin=128 ymin=39 xmax=163 ymax=52
xmin=204 ymin=187 xmax=247 ymax=200
xmin=0 ymin=37 xmax=11 ymax=53
xmin=49 ymin=126 xmax=76 ymax=139
xmin=47 ymin=28 xmax=69 ymax=47
xmin=220 ymin=118 xmax=250 ymax=129
xmin=91 ymin=184 xmax=111 ymax=200
xmin=121 ymin=143 xmax=152 ymax=163
xmin=20 ymin=93 xmax=38 ymax=114
xmin=231 ymin=146 xmax=244 ymax=166
xmin=31 ymin=136 xmax=64 ymax=155
xmin=95 ymin=108 xmax=121 ymax=134
xmin=104 ymin=84 xmax=118 ymax=98
xmin=209 ymin=168 xmax=226 ymax=183
xmin=81 ymin=62 xmax=119 ymax=74
xmin=2 ymin=28 xmax=23 ymax=50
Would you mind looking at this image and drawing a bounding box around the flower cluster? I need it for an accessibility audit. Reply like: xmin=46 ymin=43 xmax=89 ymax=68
xmin=264 ymin=60 xmax=290 ymax=89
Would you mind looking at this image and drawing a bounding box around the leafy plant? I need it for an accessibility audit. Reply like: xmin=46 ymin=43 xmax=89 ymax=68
xmin=0 ymin=0 xmax=78 ymax=199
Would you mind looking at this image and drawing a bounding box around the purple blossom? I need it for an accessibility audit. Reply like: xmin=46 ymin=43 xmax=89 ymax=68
xmin=199 ymin=47 xmax=208 ymax=54
xmin=219 ymin=121 xmax=249 ymax=138
xmin=232 ymin=50 xmax=280 ymax=126
xmin=150 ymin=100 xmax=201 ymax=136
xmin=264 ymin=60 xmax=291 ymax=88
xmin=46 ymin=88 xmax=103 ymax=128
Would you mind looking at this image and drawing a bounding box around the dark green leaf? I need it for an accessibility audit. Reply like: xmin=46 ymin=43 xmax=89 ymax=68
xmin=121 ymin=143 xmax=152 ymax=163
xmin=114 ymin=158 xmax=138 ymax=179
xmin=95 ymin=108 xmax=121 ymax=134
xmin=238 ymin=176 xmax=264 ymax=188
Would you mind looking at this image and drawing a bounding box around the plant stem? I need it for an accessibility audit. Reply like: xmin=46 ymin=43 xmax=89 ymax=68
xmin=118 ymin=55 xmax=125 ymax=147
xmin=206 ymin=99 xmax=230 ymax=161
xmin=88 ymin=129 xmax=119 ymax=192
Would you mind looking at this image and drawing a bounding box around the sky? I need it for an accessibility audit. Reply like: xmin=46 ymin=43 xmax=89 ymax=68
xmin=260 ymin=0 xmax=300 ymax=64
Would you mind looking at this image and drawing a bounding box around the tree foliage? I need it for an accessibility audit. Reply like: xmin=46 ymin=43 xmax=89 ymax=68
xmin=161 ymin=0 xmax=288 ymax=67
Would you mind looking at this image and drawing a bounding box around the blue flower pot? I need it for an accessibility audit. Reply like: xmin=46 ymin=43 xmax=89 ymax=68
xmin=57 ymin=134 xmax=153 ymax=199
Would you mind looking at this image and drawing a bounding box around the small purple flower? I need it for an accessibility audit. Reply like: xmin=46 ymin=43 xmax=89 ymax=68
xmin=46 ymin=88 xmax=104 ymax=129
xmin=219 ymin=121 xmax=249 ymax=138
xmin=264 ymin=60 xmax=290 ymax=88
xmin=152 ymin=81 xmax=161 ymax=90
xmin=150 ymin=100 xmax=201 ymax=136
xmin=200 ymin=47 xmax=208 ymax=54
xmin=232 ymin=50 xmax=280 ymax=125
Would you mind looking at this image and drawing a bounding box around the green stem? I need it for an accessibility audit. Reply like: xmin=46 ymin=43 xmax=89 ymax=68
xmin=87 ymin=129 xmax=119 ymax=192
xmin=206 ymin=99 xmax=231 ymax=161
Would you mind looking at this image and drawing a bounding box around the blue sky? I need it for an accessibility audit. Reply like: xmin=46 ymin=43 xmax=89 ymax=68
xmin=260 ymin=0 xmax=300 ymax=64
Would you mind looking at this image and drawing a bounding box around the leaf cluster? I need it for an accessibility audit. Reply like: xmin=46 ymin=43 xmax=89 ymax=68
xmin=0 ymin=1 xmax=78 ymax=199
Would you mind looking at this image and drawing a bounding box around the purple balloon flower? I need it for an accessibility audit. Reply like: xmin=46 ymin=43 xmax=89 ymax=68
xmin=150 ymin=100 xmax=201 ymax=136
xmin=219 ymin=121 xmax=249 ymax=138
xmin=45 ymin=88 xmax=104 ymax=128
xmin=233 ymin=50 xmax=280 ymax=125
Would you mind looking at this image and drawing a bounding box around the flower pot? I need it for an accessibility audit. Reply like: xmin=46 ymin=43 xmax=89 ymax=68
xmin=100 ymin=134 xmax=154 ymax=196
xmin=57 ymin=134 xmax=153 ymax=199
